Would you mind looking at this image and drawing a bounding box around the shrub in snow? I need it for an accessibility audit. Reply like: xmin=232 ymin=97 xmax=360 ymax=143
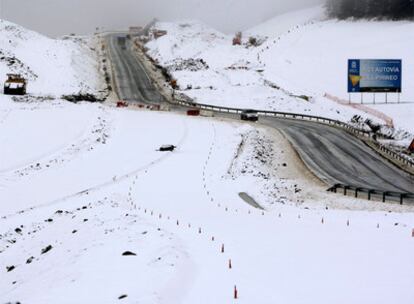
xmin=166 ymin=58 xmax=209 ymax=72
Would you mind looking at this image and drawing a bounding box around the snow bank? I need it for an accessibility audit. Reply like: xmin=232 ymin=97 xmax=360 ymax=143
xmin=144 ymin=10 xmax=413 ymax=143
xmin=256 ymin=17 xmax=414 ymax=136
xmin=1 ymin=97 xmax=413 ymax=304
xmin=246 ymin=6 xmax=325 ymax=38
xmin=144 ymin=18 xmax=387 ymax=130
xmin=1 ymin=16 xmax=413 ymax=304
xmin=0 ymin=19 xmax=104 ymax=97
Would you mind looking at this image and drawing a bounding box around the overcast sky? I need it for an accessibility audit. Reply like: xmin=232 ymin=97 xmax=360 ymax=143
xmin=0 ymin=0 xmax=322 ymax=37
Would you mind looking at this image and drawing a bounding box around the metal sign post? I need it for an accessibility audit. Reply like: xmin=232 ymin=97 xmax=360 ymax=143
xmin=348 ymin=59 xmax=402 ymax=104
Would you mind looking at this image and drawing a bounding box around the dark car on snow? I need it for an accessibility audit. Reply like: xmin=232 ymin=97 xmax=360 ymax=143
xmin=241 ymin=109 xmax=259 ymax=122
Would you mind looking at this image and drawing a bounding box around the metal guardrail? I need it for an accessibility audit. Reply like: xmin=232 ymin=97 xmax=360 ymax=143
xmin=130 ymin=35 xmax=414 ymax=171
xmin=328 ymin=184 xmax=414 ymax=205
xmin=370 ymin=141 xmax=414 ymax=168
xmin=176 ymin=98 xmax=375 ymax=135
xmin=174 ymin=99 xmax=414 ymax=170
xmin=117 ymin=44 xmax=414 ymax=204
xmin=173 ymin=98 xmax=414 ymax=204
xmin=175 ymin=99 xmax=379 ymax=136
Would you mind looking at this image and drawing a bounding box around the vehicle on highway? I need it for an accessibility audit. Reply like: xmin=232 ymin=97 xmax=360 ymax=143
xmin=241 ymin=109 xmax=259 ymax=122
xmin=117 ymin=36 xmax=127 ymax=50
xmin=3 ymin=74 xmax=27 ymax=95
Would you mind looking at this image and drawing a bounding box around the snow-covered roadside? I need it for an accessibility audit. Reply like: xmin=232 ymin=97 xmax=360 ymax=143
xmin=1 ymin=98 xmax=413 ymax=303
xmin=258 ymin=19 xmax=414 ymax=143
xmin=0 ymin=101 xmax=236 ymax=303
xmin=1 ymin=16 xmax=413 ymax=304
xmin=0 ymin=19 xmax=106 ymax=98
xmin=142 ymin=19 xmax=381 ymax=128
xmin=141 ymin=8 xmax=413 ymax=147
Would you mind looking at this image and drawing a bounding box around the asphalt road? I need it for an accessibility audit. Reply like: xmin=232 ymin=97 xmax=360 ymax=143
xmin=107 ymin=34 xmax=166 ymax=104
xmin=261 ymin=118 xmax=413 ymax=193
xmin=107 ymin=34 xmax=414 ymax=195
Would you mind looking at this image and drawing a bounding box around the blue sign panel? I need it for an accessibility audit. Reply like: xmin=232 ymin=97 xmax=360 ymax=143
xmin=348 ymin=59 xmax=402 ymax=93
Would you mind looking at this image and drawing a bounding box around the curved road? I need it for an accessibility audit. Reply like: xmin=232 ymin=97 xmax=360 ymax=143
xmin=261 ymin=118 xmax=413 ymax=193
xmin=107 ymin=34 xmax=414 ymax=196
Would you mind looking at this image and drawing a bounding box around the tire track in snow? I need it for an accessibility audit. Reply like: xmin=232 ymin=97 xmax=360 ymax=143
xmin=1 ymin=115 xmax=189 ymax=220
xmin=0 ymin=105 xmax=111 ymax=182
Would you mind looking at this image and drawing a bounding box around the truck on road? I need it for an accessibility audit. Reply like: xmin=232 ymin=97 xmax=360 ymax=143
xmin=117 ymin=36 xmax=127 ymax=50
xmin=3 ymin=74 xmax=27 ymax=95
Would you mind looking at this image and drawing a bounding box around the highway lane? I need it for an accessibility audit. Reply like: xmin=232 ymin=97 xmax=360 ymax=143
xmin=261 ymin=118 xmax=413 ymax=193
xmin=107 ymin=34 xmax=166 ymax=104
xmin=107 ymin=33 xmax=413 ymax=195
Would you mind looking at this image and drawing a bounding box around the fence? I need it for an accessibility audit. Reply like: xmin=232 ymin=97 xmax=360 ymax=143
xmin=328 ymin=184 xmax=414 ymax=205
xmin=176 ymin=99 xmax=374 ymax=136
xmin=369 ymin=141 xmax=414 ymax=169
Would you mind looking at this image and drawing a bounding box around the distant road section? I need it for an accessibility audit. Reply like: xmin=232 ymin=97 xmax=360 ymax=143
xmin=107 ymin=33 xmax=414 ymax=196
xmin=107 ymin=34 xmax=165 ymax=103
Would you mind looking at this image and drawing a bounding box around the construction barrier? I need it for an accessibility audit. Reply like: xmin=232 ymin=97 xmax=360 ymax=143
xmin=187 ymin=109 xmax=200 ymax=116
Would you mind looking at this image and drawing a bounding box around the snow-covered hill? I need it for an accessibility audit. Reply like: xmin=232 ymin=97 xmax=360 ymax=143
xmin=246 ymin=6 xmax=325 ymax=38
xmin=1 ymin=17 xmax=414 ymax=304
xmin=0 ymin=19 xmax=104 ymax=97
xmin=146 ymin=20 xmax=374 ymax=122
xmin=256 ymin=13 xmax=414 ymax=135
xmin=143 ymin=8 xmax=413 ymax=145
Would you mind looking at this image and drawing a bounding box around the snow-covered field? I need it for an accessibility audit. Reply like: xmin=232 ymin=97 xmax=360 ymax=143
xmin=1 ymin=16 xmax=414 ymax=304
xmin=1 ymin=97 xmax=414 ymax=303
xmin=143 ymin=7 xmax=414 ymax=144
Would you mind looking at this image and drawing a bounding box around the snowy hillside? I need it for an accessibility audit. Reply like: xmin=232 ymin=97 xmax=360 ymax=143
xmin=257 ymin=17 xmax=414 ymax=134
xmin=143 ymin=9 xmax=413 ymax=144
xmin=1 ymin=17 xmax=414 ymax=304
xmin=0 ymin=19 xmax=104 ymax=97
xmin=246 ymin=6 xmax=325 ymax=37
xmin=144 ymin=20 xmax=385 ymax=128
